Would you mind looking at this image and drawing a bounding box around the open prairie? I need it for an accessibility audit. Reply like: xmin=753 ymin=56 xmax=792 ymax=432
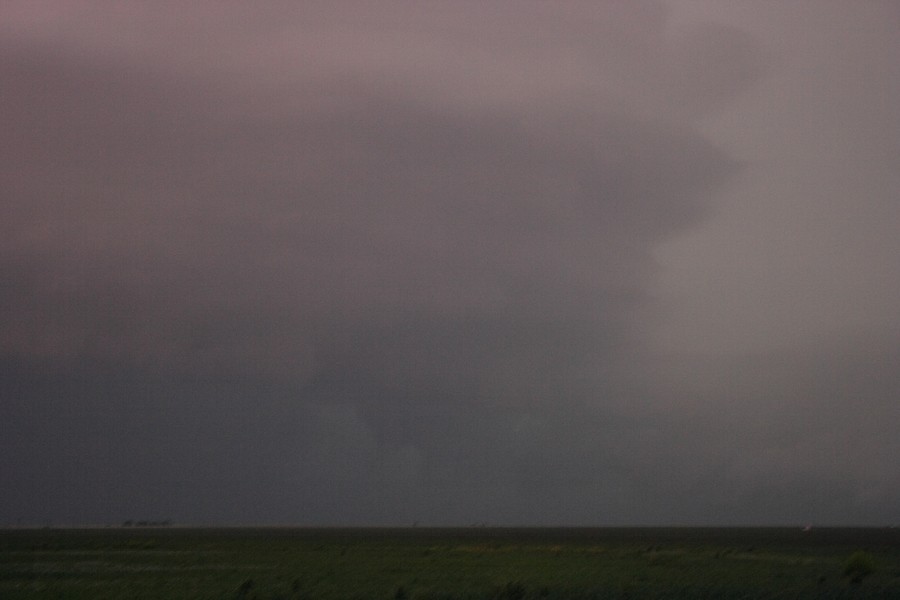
xmin=1 ymin=527 xmax=898 ymax=599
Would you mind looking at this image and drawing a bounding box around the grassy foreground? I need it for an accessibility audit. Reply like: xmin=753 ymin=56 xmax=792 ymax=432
xmin=1 ymin=527 xmax=898 ymax=599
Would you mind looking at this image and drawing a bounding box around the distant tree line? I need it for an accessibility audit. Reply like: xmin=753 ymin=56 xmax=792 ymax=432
xmin=121 ymin=519 xmax=171 ymax=527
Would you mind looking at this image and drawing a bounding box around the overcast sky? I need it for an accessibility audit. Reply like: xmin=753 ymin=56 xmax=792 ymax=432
xmin=2 ymin=1 xmax=898 ymax=527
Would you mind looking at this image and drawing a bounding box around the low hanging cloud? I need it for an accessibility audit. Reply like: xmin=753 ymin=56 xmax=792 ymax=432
xmin=3 ymin=2 xmax=895 ymax=526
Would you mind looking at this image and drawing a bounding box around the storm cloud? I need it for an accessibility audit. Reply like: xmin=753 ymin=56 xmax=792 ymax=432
xmin=1 ymin=1 xmax=897 ymax=526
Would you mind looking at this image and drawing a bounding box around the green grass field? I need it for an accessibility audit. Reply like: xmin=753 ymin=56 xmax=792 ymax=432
xmin=2 ymin=527 xmax=898 ymax=599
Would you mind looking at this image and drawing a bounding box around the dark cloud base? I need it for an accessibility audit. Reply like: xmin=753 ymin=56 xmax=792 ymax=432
xmin=2 ymin=4 xmax=897 ymax=527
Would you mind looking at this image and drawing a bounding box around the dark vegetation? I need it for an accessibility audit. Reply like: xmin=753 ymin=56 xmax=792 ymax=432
xmin=1 ymin=527 xmax=898 ymax=599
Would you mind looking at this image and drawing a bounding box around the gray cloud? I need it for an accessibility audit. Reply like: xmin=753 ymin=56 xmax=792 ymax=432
xmin=2 ymin=2 xmax=896 ymax=526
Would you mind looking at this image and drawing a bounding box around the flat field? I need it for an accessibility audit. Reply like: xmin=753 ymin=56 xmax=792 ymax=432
xmin=1 ymin=527 xmax=898 ymax=599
